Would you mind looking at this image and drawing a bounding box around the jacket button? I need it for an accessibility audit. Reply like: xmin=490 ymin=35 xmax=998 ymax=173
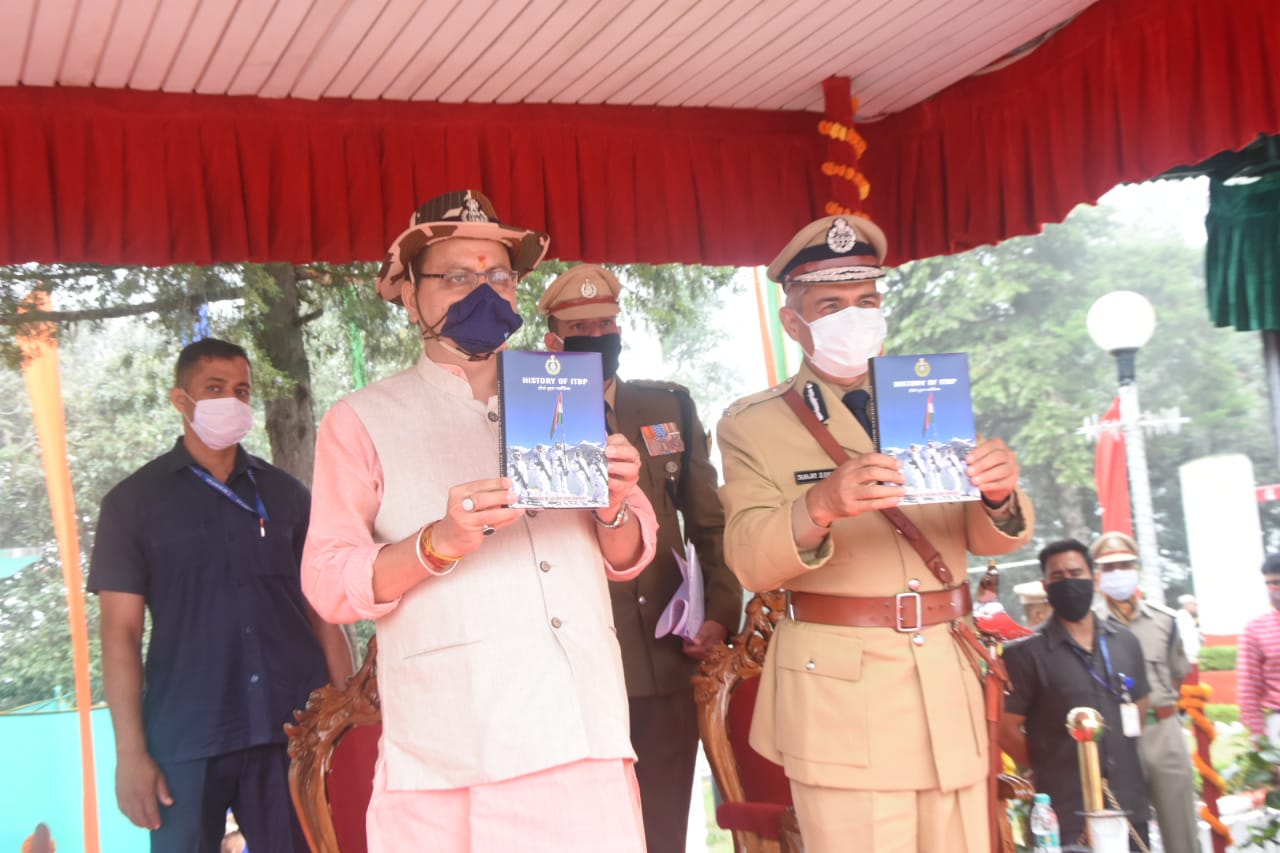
xmin=539 ymin=561 xmax=551 ymax=572
xmin=488 ymin=411 xmax=499 ymax=422
xmin=804 ymin=660 xmax=816 ymax=671
xmin=551 ymin=617 xmax=562 ymax=628
xmin=637 ymin=596 xmax=648 ymax=605
xmin=912 ymin=633 xmax=926 ymax=646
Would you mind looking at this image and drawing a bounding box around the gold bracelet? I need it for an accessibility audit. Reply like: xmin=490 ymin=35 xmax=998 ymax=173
xmin=415 ymin=523 xmax=460 ymax=576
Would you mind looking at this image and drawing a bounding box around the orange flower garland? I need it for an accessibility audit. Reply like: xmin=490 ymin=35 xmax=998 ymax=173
xmin=1180 ymin=682 xmax=1233 ymax=846
xmin=820 ymin=161 xmax=871 ymax=200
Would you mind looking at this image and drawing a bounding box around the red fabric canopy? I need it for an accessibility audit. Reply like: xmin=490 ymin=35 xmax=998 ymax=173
xmin=0 ymin=0 xmax=1275 ymax=268
xmin=862 ymin=0 xmax=1280 ymax=265
xmin=0 ymin=89 xmax=826 ymax=267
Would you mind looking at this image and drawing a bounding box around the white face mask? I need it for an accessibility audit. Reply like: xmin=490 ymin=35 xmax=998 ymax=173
xmin=184 ymin=393 xmax=253 ymax=451
xmin=1099 ymin=568 xmax=1141 ymax=601
xmin=801 ymin=306 xmax=887 ymax=381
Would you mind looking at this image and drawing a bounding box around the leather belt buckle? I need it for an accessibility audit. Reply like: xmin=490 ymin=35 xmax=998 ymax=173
xmin=895 ymin=591 xmax=923 ymax=632
xmin=785 ymin=589 xmax=795 ymax=621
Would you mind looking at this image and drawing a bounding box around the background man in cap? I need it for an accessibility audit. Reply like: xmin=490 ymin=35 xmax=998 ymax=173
xmin=1001 ymin=539 xmax=1150 ymax=848
xmin=716 ymin=214 xmax=1033 ymax=852
xmin=302 ymin=191 xmax=658 ymax=851
xmin=1090 ymin=531 xmax=1197 ymax=853
xmin=538 ymin=264 xmax=742 ymax=853
xmin=1013 ymin=579 xmax=1052 ymax=628
xmin=1176 ymin=593 xmax=1201 ymax=661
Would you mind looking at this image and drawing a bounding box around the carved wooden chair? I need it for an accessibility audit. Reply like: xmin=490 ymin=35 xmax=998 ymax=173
xmin=286 ymin=637 xmax=381 ymax=853
xmin=693 ymin=590 xmax=803 ymax=853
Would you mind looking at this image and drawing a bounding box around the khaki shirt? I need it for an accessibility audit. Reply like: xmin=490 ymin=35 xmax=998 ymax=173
xmin=716 ymin=363 xmax=1034 ymax=792
xmin=1097 ymin=599 xmax=1189 ymax=708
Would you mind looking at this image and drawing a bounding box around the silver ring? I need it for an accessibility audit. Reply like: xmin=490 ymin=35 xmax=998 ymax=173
xmin=482 ymin=524 xmax=496 ymax=536
xmin=460 ymin=497 xmax=476 ymax=512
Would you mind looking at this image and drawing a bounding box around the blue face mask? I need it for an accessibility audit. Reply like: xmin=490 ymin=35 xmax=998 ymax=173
xmin=425 ymin=283 xmax=524 ymax=357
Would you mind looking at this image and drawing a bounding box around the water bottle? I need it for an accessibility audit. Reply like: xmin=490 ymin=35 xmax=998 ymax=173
xmin=1030 ymin=792 xmax=1062 ymax=853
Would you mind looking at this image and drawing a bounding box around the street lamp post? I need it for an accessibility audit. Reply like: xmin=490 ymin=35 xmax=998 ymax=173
xmin=1087 ymin=291 xmax=1163 ymax=602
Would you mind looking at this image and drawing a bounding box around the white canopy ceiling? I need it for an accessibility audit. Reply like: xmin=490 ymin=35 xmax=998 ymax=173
xmin=2 ymin=0 xmax=1094 ymax=118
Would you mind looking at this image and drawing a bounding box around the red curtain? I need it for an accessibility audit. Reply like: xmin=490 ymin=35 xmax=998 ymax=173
xmin=0 ymin=0 xmax=1276 ymax=268
xmin=1095 ymin=397 xmax=1134 ymax=538
xmin=861 ymin=0 xmax=1280 ymax=265
xmin=0 ymin=88 xmax=826 ymax=267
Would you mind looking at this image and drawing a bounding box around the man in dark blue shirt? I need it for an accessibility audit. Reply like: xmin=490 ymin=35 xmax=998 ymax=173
xmin=89 ymin=338 xmax=352 ymax=853
xmin=999 ymin=538 xmax=1151 ymax=849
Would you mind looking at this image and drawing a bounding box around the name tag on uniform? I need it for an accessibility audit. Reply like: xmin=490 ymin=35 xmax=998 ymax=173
xmin=641 ymin=422 xmax=684 ymax=456
xmin=1120 ymin=702 xmax=1141 ymax=737
xmin=794 ymin=469 xmax=835 ymax=484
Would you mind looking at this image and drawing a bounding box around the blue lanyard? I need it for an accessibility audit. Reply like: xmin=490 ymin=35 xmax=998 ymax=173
xmin=1069 ymin=632 xmax=1129 ymax=702
xmin=189 ymin=465 xmax=268 ymax=538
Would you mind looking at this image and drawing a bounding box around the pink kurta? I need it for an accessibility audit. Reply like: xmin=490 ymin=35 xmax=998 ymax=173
xmin=302 ymin=357 xmax=656 ymax=850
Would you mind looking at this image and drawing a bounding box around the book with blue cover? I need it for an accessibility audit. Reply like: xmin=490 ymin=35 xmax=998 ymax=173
xmin=868 ymin=352 xmax=980 ymax=505
xmin=497 ymin=350 xmax=610 ymax=509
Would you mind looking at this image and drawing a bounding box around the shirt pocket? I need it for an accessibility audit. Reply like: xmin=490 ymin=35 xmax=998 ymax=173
xmin=774 ymin=628 xmax=868 ymax=766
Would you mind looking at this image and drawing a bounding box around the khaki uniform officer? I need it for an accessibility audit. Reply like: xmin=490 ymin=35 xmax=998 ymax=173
xmin=716 ymin=214 xmax=1034 ymax=853
xmin=539 ymin=265 xmax=743 ymax=853
xmin=1091 ymin=531 xmax=1197 ymax=853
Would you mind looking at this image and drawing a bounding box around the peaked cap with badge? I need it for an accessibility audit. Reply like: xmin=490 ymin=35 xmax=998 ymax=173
xmin=1090 ymin=530 xmax=1140 ymax=565
xmin=374 ymin=189 xmax=550 ymax=304
xmin=537 ymin=263 xmax=623 ymax=321
xmin=766 ymin=213 xmax=888 ymax=286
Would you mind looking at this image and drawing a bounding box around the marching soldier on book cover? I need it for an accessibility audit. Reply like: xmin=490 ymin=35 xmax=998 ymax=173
xmin=715 ymin=214 xmax=1034 ymax=853
xmin=539 ymin=264 xmax=743 ymax=853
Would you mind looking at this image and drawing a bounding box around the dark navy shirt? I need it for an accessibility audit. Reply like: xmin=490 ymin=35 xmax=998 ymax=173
xmin=1003 ymin=615 xmax=1150 ymax=845
xmin=89 ymin=438 xmax=327 ymax=763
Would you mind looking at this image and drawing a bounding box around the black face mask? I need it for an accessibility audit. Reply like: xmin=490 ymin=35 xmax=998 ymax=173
xmin=563 ymin=333 xmax=623 ymax=381
xmin=1047 ymin=577 xmax=1095 ymax=623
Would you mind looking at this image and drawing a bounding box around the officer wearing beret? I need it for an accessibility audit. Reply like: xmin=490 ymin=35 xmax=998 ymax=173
xmin=1091 ymin=531 xmax=1197 ymax=853
xmin=716 ymin=214 xmax=1034 ymax=852
xmin=539 ymin=264 xmax=743 ymax=853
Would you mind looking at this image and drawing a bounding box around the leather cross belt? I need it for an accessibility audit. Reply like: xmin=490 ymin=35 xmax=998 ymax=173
xmin=787 ymin=586 xmax=972 ymax=632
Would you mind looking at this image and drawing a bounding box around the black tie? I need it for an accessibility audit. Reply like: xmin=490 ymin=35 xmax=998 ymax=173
xmin=843 ymin=389 xmax=873 ymax=436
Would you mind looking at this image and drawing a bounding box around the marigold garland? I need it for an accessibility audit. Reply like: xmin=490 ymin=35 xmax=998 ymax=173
xmin=1180 ymin=682 xmax=1233 ymax=846
xmin=820 ymin=161 xmax=871 ymax=199
xmin=817 ymin=119 xmax=868 ymax=158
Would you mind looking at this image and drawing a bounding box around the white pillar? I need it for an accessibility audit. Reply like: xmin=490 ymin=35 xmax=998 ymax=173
xmin=1179 ymin=454 xmax=1267 ymax=636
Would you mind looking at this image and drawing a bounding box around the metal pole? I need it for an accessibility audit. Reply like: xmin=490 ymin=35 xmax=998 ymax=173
xmin=1263 ymin=329 xmax=1280 ymax=464
xmin=1116 ymin=365 xmax=1163 ymax=602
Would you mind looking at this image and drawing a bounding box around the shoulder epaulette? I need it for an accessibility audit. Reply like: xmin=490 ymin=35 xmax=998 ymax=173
xmin=721 ymin=376 xmax=798 ymax=418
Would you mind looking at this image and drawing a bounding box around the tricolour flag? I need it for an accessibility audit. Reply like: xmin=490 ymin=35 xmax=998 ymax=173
xmin=549 ymin=391 xmax=564 ymax=439
xmin=922 ymin=392 xmax=934 ymax=437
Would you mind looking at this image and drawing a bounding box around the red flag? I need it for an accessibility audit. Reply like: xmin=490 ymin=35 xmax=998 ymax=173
xmin=1095 ymin=397 xmax=1134 ymax=537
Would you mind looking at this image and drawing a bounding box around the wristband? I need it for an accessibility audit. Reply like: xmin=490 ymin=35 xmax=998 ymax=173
xmin=593 ymin=500 xmax=630 ymax=529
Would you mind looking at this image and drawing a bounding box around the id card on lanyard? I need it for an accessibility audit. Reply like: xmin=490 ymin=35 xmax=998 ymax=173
xmin=1071 ymin=633 xmax=1141 ymax=737
xmin=189 ymin=465 xmax=269 ymax=538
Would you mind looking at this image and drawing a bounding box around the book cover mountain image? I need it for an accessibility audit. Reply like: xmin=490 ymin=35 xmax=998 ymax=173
xmin=498 ymin=350 xmax=610 ymax=508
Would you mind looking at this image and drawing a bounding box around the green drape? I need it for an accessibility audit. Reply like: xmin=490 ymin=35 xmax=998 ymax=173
xmin=1206 ymin=174 xmax=1280 ymax=330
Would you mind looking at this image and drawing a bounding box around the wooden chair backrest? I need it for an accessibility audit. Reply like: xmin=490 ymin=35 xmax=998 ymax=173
xmin=286 ymin=637 xmax=381 ymax=853
xmin=693 ymin=591 xmax=801 ymax=853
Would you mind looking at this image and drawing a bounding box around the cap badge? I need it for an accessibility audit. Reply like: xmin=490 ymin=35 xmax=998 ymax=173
xmin=580 ymin=279 xmax=598 ymax=298
xmin=460 ymin=193 xmax=488 ymax=223
xmin=827 ymin=218 xmax=857 ymax=254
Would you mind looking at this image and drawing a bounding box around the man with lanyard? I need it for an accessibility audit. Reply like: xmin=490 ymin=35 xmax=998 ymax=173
xmin=90 ymin=337 xmax=353 ymax=852
xmin=538 ymin=264 xmax=743 ymax=853
xmin=716 ymin=214 xmax=1033 ymax=852
xmin=302 ymin=191 xmax=659 ymax=851
xmin=1092 ymin=531 xmax=1197 ymax=853
xmin=1001 ymin=539 xmax=1151 ymax=849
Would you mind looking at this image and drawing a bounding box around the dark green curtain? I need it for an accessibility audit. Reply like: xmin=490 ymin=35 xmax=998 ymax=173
xmin=1206 ymin=174 xmax=1280 ymax=331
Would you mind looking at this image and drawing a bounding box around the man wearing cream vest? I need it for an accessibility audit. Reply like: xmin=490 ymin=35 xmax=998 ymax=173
xmin=302 ymin=190 xmax=658 ymax=852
